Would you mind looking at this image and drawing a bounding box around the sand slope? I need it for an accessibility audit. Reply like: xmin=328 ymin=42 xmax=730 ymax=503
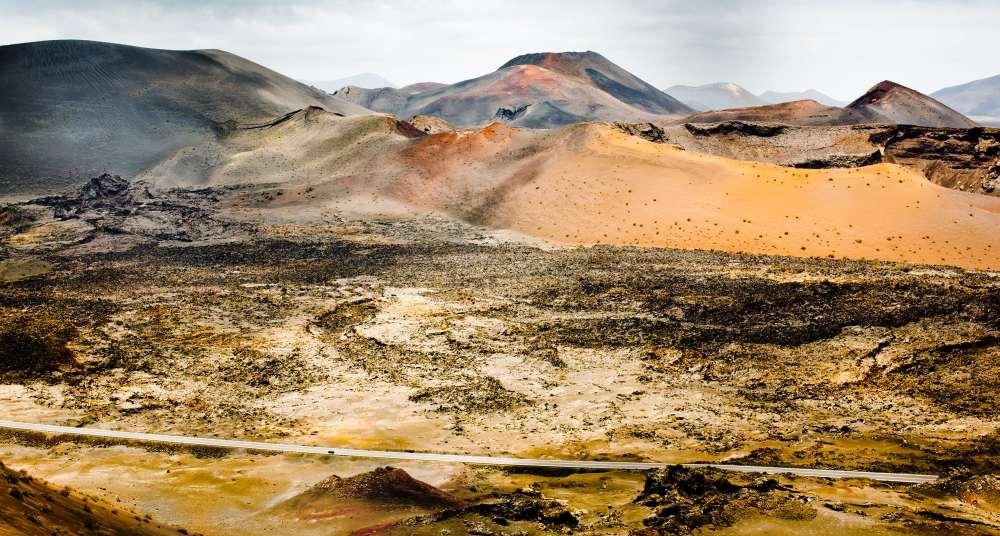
xmin=143 ymin=111 xmax=1000 ymax=269
xmin=0 ymin=39 xmax=368 ymax=197
xmin=0 ymin=460 xmax=183 ymax=535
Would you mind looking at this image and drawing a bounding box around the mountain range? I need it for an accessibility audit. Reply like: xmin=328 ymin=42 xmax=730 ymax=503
xmin=677 ymin=80 xmax=976 ymax=128
xmin=334 ymin=51 xmax=694 ymax=128
xmin=1 ymin=39 xmax=996 ymax=200
xmin=757 ymin=89 xmax=846 ymax=107
xmin=664 ymin=82 xmax=766 ymax=111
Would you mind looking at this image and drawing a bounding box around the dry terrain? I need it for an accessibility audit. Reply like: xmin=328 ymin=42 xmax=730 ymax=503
xmin=0 ymin=177 xmax=999 ymax=534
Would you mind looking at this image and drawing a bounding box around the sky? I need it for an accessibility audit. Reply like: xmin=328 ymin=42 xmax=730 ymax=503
xmin=1 ymin=0 xmax=998 ymax=100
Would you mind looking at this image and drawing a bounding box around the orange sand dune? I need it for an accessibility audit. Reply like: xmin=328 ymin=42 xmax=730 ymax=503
xmin=387 ymin=123 xmax=1000 ymax=269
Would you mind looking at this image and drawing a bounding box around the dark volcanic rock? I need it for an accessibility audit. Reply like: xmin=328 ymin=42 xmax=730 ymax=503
xmin=305 ymin=467 xmax=466 ymax=510
xmin=870 ymin=125 xmax=1000 ymax=193
xmin=685 ymin=121 xmax=788 ymax=137
xmin=634 ymin=466 xmax=815 ymax=535
xmin=614 ymin=122 xmax=670 ymax=143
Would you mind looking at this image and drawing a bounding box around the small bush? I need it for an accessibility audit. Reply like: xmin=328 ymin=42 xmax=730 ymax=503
xmin=0 ymin=314 xmax=76 ymax=375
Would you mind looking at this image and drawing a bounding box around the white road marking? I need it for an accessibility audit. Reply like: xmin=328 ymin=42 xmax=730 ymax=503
xmin=0 ymin=420 xmax=937 ymax=483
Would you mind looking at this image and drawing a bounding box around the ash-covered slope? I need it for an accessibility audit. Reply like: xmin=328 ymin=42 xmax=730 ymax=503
xmin=846 ymin=81 xmax=977 ymax=128
xmin=337 ymin=51 xmax=692 ymax=128
xmin=666 ymin=82 xmax=766 ymax=111
xmin=498 ymin=51 xmax=692 ymax=116
xmin=932 ymin=73 xmax=1000 ymax=126
xmin=0 ymin=39 xmax=368 ymax=197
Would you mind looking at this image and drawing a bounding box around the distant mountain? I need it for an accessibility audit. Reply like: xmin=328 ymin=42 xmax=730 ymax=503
xmin=305 ymin=72 xmax=396 ymax=93
xmin=0 ymin=39 xmax=367 ymax=196
xmin=932 ymin=73 xmax=1000 ymax=126
xmin=665 ymin=82 xmax=766 ymax=111
xmin=677 ymin=99 xmax=861 ymax=126
xmin=846 ymin=81 xmax=977 ymax=128
xmin=759 ymin=89 xmax=845 ymax=107
xmin=677 ymin=81 xmax=977 ymax=129
xmin=336 ymin=51 xmax=693 ymax=127
xmin=398 ymin=82 xmax=448 ymax=95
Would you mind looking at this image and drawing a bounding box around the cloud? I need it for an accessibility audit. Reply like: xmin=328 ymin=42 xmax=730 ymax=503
xmin=1 ymin=0 xmax=997 ymax=99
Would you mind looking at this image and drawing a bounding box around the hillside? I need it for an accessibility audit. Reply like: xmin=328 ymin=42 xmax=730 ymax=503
xmin=0 ymin=460 xmax=187 ymax=536
xmin=142 ymin=109 xmax=1000 ymax=269
xmin=932 ymin=73 xmax=1000 ymax=126
xmin=665 ymin=82 xmax=766 ymax=111
xmin=0 ymin=39 xmax=368 ymax=197
xmin=675 ymin=99 xmax=866 ymax=126
xmin=846 ymin=81 xmax=977 ymax=128
xmin=336 ymin=51 xmax=692 ymax=128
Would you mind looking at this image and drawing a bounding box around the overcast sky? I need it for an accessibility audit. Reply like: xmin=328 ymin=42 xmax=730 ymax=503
xmin=2 ymin=0 xmax=997 ymax=100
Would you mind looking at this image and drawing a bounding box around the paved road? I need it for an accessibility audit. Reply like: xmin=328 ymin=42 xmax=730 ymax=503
xmin=0 ymin=419 xmax=937 ymax=483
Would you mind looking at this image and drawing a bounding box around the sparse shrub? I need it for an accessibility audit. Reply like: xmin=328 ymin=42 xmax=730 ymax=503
xmin=0 ymin=313 xmax=77 ymax=376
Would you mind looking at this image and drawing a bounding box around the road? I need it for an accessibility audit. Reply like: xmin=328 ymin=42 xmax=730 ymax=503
xmin=0 ymin=419 xmax=937 ymax=483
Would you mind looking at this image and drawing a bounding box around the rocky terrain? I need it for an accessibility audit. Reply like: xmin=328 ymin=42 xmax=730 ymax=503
xmin=617 ymin=121 xmax=1000 ymax=195
xmin=0 ymin=176 xmax=999 ymax=533
xmin=2 ymin=37 xmax=999 ymax=536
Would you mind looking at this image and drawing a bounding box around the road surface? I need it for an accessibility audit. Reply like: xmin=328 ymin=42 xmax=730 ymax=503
xmin=0 ymin=419 xmax=937 ymax=483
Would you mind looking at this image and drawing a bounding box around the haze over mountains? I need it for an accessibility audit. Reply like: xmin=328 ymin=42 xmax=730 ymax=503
xmin=933 ymin=74 xmax=1000 ymax=126
xmin=0 ymin=39 xmax=365 ymax=196
xmin=334 ymin=51 xmax=693 ymax=128
xmin=759 ymin=89 xmax=846 ymax=107
xmin=304 ymin=72 xmax=396 ymax=93
xmin=665 ymin=82 xmax=766 ymax=111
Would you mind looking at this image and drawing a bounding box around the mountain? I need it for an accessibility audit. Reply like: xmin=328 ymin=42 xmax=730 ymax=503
xmin=665 ymin=82 xmax=766 ymax=111
xmin=0 ymin=39 xmax=367 ymax=196
xmin=845 ymin=81 xmax=977 ymax=128
xmin=304 ymin=72 xmax=396 ymax=92
xmin=676 ymin=99 xmax=865 ymax=126
xmin=759 ymin=89 xmax=845 ymax=107
xmin=337 ymin=51 xmax=693 ymax=128
xmin=398 ymin=82 xmax=448 ymax=95
xmin=932 ymin=73 xmax=1000 ymax=126
xmin=676 ymin=81 xmax=977 ymax=128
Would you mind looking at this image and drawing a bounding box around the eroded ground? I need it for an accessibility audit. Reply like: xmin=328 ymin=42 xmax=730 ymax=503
xmin=1 ymin=183 xmax=999 ymax=534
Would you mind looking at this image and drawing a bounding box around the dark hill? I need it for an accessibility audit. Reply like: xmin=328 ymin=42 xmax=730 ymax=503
xmin=0 ymin=39 xmax=368 ymax=196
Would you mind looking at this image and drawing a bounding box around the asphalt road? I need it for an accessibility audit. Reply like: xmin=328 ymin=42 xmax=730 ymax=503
xmin=0 ymin=419 xmax=938 ymax=483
